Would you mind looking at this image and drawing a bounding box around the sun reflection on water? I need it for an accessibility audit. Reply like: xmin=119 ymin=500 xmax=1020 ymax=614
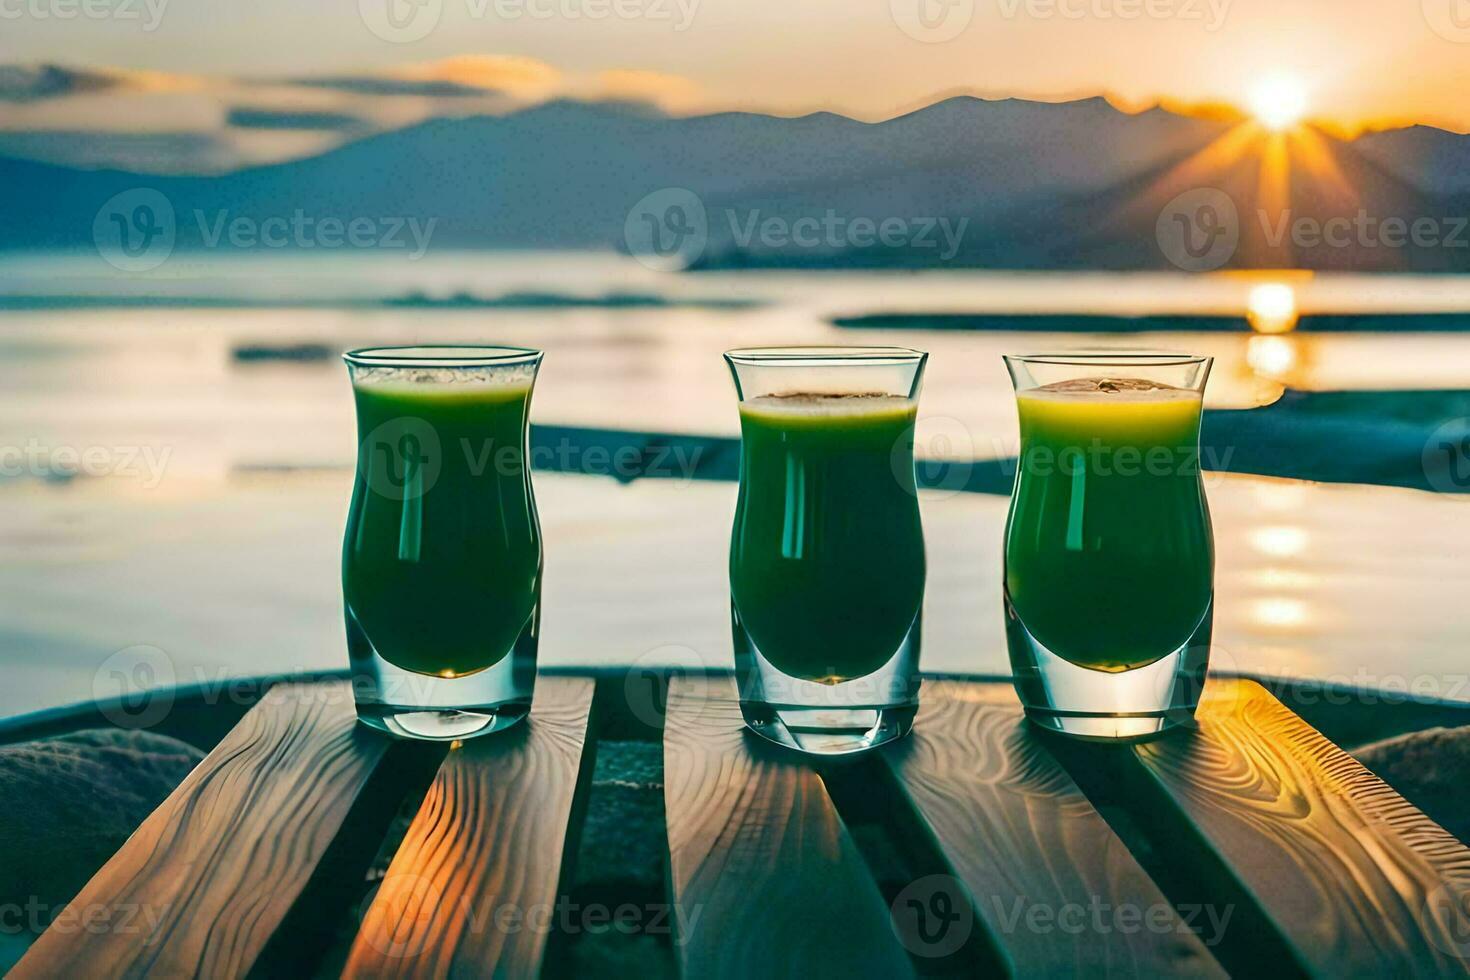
xmin=1249 ymin=525 xmax=1309 ymax=558
xmin=1251 ymin=597 xmax=1312 ymax=630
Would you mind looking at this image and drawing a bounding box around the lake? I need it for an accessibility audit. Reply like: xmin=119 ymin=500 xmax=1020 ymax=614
xmin=2 ymin=251 xmax=1469 ymax=720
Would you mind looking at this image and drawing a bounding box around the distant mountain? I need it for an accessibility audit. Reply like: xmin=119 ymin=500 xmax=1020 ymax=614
xmin=1354 ymin=125 xmax=1470 ymax=196
xmin=1 ymin=96 xmax=1466 ymax=271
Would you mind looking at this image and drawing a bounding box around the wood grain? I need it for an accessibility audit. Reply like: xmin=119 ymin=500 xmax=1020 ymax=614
xmin=1132 ymin=678 xmax=1470 ymax=977
xmin=11 ymin=681 xmax=392 ymax=980
xmin=882 ymin=681 xmax=1225 ymax=977
xmin=662 ymin=674 xmax=915 ymax=979
xmin=341 ymin=677 xmax=597 ymax=979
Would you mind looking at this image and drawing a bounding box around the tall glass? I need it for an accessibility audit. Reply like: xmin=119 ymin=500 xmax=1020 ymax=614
xmin=1003 ymin=351 xmax=1213 ymax=740
xmin=726 ymin=347 xmax=927 ymax=755
xmin=342 ymin=346 xmax=542 ymax=740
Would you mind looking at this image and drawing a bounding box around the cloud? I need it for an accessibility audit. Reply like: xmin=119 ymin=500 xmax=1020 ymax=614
xmin=293 ymin=56 xmax=562 ymax=100
xmin=0 ymin=55 xmax=700 ymax=173
xmin=585 ymin=69 xmax=703 ymax=113
xmin=291 ymin=77 xmax=499 ymax=99
xmin=226 ymin=107 xmax=367 ymax=132
xmin=0 ymin=64 xmax=125 ymax=102
xmin=0 ymin=131 xmax=236 ymax=173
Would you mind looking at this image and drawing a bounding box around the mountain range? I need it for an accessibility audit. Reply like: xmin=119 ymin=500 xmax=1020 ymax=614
xmin=3 ymin=95 xmax=1468 ymax=271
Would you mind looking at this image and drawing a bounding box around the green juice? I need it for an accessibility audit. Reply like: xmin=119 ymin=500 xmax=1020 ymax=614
xmin=730 ymin=394 xmax=925 ymax=683
xmin=343 ymin=381 xmax=541 ymax=677
xmin=1004 ymin=379 xmax=1212 ymax=672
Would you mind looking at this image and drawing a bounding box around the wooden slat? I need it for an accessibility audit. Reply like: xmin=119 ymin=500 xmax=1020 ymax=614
xmin=662 ymin=674 xmax=915 ymax=979
xmin=881 ymin=681 xmax=1225 ymax=976
xmin=11 ymin=681 xmax=391 ymax=979
xmin=1131 ymin=678 xmax=1470 ymax=977
xmin=342 ymin=677 xmax=597 ymax=978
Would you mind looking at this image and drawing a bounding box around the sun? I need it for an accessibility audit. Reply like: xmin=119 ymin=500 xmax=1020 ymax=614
xmin=1249 ymin=75 xmax=1309 ymax=132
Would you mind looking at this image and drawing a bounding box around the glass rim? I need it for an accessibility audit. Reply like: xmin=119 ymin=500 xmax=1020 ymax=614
xmin=1004 ymin=349 xmax=1210 ymax=367
xmin=343 ymin=345 xmax=543 ymax=368
xmin=724 ymin=345 xmax=927 ymax=366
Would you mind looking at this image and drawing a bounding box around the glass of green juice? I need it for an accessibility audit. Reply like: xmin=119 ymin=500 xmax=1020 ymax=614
xmin=1003 ymin=351 xmax=1214 ymax=740
xmin=726 ymin=346 xmax=928 ymax=756
xmin=342 ymin=346 xmax=542 ymax=741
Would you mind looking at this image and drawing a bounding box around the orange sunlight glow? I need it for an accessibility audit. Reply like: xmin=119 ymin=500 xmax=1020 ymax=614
xmin=1249 ymin=76 xmax=1309 ymax=132
xmin=1247 ymin=282 xmax=1299 ymax=334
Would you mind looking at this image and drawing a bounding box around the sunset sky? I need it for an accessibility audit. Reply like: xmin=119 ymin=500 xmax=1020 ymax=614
xmin=2 ymin=0 xmax=1468 ymax=172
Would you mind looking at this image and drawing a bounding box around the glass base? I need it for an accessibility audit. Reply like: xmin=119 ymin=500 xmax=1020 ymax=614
xmin=732 ymin=604 xmax=921 ymax=757
xmin=346 ymin=602 xmax=537 ymax=742
xmin=740 ymin=702 xmax=917 ymax=756
xmin=1005 ymin=591 xmax=1211 ymax=742
xmin=355 ymin=702 xmax=530 ymax=740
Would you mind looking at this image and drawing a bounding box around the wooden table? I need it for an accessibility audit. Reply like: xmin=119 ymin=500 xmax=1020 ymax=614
xmin=9 ymin=672 xmax=1470 ymax=979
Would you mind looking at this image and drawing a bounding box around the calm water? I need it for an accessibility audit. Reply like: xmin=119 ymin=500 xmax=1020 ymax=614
xmin=2 ymin=251 xmax=1469 ymax=719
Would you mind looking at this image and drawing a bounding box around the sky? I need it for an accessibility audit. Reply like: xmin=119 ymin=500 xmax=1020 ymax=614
xmin=1 ymin=0 xmax=1468 ymax=171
